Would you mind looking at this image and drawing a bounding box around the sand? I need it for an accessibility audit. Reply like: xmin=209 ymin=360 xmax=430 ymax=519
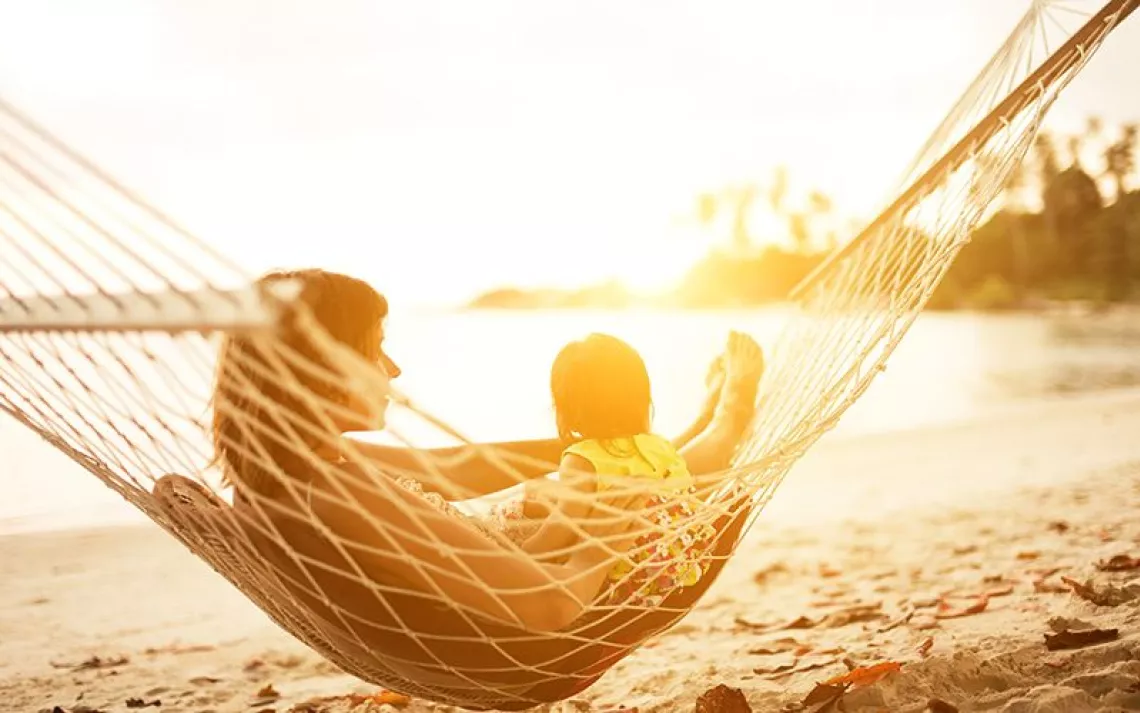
xmin=3 ymin=389 xmax=1140 ymax=712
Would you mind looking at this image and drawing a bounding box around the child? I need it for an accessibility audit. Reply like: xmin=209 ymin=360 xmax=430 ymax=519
xmin=517 ymin=333 xmax=720 ymax=607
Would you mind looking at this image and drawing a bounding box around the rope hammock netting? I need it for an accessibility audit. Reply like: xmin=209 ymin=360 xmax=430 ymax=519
xmin=0 ymin=1 xmax=1135 ymax=709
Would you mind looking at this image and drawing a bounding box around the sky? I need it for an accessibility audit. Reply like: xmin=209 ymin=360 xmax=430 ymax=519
xmin=1 ymin=0 xmax=1139 ymax=308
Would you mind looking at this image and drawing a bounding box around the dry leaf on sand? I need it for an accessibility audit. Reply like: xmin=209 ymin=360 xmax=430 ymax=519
xmin=1043 ymin=627 xmax=1119 ymax=651
xmin=695 ymin=684 xmax=752 ymax=713
xmin=1095 ymin=554 xmax=1140 ymax=571
xmin=822 ymin=661 xmax=903 ymax=689
xmin=935 ymin=595 xmax=989 ymax=619
xmin=1060 ymin=576 xmax=1139 ymax=606
xmin=801 ymin=682 xmax=848 ymax=709
xmin=916 ymin=637 xmax=934 ymax=657
xmin=752 ymin=653 xmax=797 ymax=675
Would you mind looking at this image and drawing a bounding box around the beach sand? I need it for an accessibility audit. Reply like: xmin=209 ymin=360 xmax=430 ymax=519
xmin=3 ymin=390 xmax=1140 ymax=712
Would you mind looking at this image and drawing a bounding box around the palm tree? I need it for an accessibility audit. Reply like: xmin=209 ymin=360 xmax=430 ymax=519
xmin=730 ymin=184 xmax=758 ymax=255
xmin=1035 ymin=131 xmax=1062 ymax=187
xmin=1067 ymin=134 xmax=1083 ymax=169
xmin=1004 ymin=156 xmax=1031 ymax=293
xmin=1086 ymin=116 xmax=1103 ymax=143
xmin=693 ymin=185 xmax=758 ymax=256
xmin=807 ymin=190 xmax=836 ymax=251
xmin=1034 ymin=131 xmax=1062 ymax=264
xmin=1102 ymin=123 xmax=1137 ymax=301
xmin=788 ymin=212 xmax=811 ymax=253
xmin=1104 ymin=123 xmax=1137 ymax=202
xmin=769 ymin=165 xmax=789 ymax=216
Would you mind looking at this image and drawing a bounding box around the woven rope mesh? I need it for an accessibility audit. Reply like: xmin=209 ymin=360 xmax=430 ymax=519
xmin=0 ymin=1 xmax=1135 ymax=709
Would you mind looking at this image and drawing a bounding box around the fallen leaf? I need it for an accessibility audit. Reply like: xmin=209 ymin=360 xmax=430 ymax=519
xmin=822 ymin=603 xmax=884 ymax=628
xmin=49 ymin=655 xmax=129 ymax=671
xmin=801 ymin=682 xmax=848 ymax=708
xmin=288 ymin=691 xmax=412 ymax=711
xmin=752 ymin=653 xmax=797 ymax=675
xmin=1033 ymin=577 xmax=1069 ymax=594
xmin=1047 ymin=521 xmax=1070 ymax=534
xmin=916 ymin=637 xmax=934 ymax=657
xmin=341 ymin=691 xmax=412 ymax=708
xmin=818 ymin=564 xmax=842 ymax=578
xmin=927 ymin=698 xmax=959 ymax=713
xmin=773 ymin=655 xmax=839 ymax=679
xmin=935 ymin=595 xmax=989 ymax=619
xmin=877 ymin=607 xmax=915 ymax=633
xmin=1095 ymin=554 xmax=1140 ymax=571
xmin=252 ymin=684 xmax=280 ymax=705
xmin=141 ymin=643 xmax=215 ymax=656
xmin=822 ymin=661 xmax=902 ymax=689
xmin=1060 ymin=576 xmax=1139 ymax=606
xmin=747 ymin=637 xmax=800 ymax=655
xmin=783 ymin=615 xmax=818 ymax=630
xmin=752 ymin=561 xmax=790 ymax=586
xmin=1016 ymin=551 xmax=1040 ymax=561
xmin=1043 ymin=627 xmax=1119 ymax=651
xmin=695 ymin=684 xmax=752 ymax=713
xmin=733 ymin=616 xmax=771 ymax=631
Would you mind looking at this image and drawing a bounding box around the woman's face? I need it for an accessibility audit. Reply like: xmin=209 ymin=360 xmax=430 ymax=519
xmin=344 ymin=321 xmax=401 ymax=431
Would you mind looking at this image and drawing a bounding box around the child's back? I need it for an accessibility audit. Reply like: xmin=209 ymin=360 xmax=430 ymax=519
xmin=528 ymin=333 xmax=716 ymax=606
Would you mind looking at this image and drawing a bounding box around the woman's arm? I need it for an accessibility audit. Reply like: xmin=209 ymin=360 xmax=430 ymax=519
xmin=518 ymin=454 xmax=596 ymax=559
xmin=348 ymin=437 xmax=564 ymax=499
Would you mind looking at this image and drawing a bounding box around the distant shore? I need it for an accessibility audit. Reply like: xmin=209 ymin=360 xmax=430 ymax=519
xmin=465 ymin=283 xmax=1140 ymax=317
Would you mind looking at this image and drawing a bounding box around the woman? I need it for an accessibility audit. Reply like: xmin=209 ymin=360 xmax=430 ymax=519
xmin=202 ymin=268 xmax=762 ymax=708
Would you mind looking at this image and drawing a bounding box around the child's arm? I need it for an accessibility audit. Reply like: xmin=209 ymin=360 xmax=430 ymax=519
xmin=518 ymin=454 xmax=596 ymax=559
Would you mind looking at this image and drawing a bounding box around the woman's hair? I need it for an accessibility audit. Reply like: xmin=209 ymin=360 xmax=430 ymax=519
xmin=550 ymin=333 xmax=652 ymax=443
xmin=212 ymin=269 xmax=388 ymax=498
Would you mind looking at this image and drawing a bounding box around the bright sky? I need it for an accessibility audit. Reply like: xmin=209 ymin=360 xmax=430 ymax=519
xmin=1 ymin=1 xmax=1138 ymax=307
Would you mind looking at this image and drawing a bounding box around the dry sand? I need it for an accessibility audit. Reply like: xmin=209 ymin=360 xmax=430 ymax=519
xmin=3 ymin=389 xmax=1140 ymax=712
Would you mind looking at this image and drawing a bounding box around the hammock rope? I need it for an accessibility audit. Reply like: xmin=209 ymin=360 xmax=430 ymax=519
xmin=0 ymin=1 xmax=1135 ymax=709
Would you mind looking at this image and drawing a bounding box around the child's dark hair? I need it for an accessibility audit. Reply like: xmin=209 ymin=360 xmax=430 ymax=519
xmin=550 ymin=333 xmax=652 ymax=443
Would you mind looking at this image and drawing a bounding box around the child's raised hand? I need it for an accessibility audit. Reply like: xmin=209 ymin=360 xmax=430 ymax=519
xmin=725 ymin=330 xmax=764 ymax=386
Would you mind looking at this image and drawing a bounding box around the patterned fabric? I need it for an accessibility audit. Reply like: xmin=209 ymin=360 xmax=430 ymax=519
xmin=563 ymin=434 xmax=716 ymax=607
xmin=394 ymin=433 xmax=717 ymax=609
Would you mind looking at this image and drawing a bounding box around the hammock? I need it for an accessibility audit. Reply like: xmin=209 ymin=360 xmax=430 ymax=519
xmin=0 ymin=1 xmax=1134 ymax=709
